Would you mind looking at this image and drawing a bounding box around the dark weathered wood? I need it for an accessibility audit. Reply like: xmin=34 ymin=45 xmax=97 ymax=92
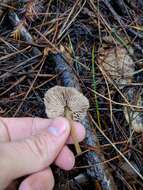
xmin=8 ymin=11 xmax=41 ymax=55
xmin=53 ymin=52 xmax=117 ymax=190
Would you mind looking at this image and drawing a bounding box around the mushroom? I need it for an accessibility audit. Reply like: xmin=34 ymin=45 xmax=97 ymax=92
xmin=98 ymin=46 xmax=134 ymax=88
xmin=124 ymin=95 xmax=143 ymax=133
xmin=44 ymin=86 xmax=89 ymax=154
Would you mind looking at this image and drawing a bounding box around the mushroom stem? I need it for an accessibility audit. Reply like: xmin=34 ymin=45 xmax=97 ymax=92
xmin=64 ymin=106 xmax=82 ymax=155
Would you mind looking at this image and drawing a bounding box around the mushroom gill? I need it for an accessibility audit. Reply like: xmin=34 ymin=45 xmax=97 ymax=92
xmin=44 ymin=86 xmax=89 ymax=154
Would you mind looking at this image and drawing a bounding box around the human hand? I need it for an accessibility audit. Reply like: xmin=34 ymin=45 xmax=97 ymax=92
xmin=0 ymin=117 xmax=85 ymax=190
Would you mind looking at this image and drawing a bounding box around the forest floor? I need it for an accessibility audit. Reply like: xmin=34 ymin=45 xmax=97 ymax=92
xmin=0 ymin=1 xmax=143 ymax=190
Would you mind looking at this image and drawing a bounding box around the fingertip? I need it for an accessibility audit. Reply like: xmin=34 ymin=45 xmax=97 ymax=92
xmin=76 ymin=122 xmax=86 ymax=141
xmin=55 ymin=146 xmax=75 ymax=171
xmin=67 ymin=122 xmax=85 ymax=144
xmin=19 ymin=168 xmax=54 ymax=190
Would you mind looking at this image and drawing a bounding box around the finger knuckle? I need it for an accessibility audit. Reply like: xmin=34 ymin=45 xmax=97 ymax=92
xmin=25 ymin=133 xmax=50 ymax=167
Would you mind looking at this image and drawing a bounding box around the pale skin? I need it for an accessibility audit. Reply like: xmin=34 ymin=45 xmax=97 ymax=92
xmin=0 ymin=117 xmax=85 ymax=190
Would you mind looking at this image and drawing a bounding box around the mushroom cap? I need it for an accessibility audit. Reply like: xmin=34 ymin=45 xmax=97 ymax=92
xmin=124 ymin=108 xmax=143 ymax=133
xmin=44 ymin=86 xmax=89 ymax=121
xmin=98 ymin=46 xmax=134 ymax=88
xmin=124 ymin=94 xmax=143 ymax=133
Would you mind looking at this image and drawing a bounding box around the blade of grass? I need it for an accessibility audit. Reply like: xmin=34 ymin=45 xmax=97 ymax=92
xmin=111 ymin=28 xmax=132 ymax=53
xmin=92 ymin=44 xmax=101 ymax=128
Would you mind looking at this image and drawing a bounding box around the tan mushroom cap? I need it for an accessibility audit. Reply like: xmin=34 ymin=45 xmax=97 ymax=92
xmin=124 ymin=92 xmax=143 ymax=133
xmin=124 ymin=108 xmax=143 ymax=133
xmin=98 ymin=46 xmax=134 ymax=87
xmin=44 ymin=86 xmax=89 ymax=121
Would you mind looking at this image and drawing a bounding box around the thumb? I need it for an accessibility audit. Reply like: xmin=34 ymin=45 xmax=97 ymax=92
xmin=0 ymin=117 xmax=70 ymax=186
